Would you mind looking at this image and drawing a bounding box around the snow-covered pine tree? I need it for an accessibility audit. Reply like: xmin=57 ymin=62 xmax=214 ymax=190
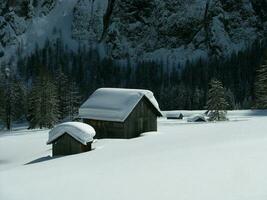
xmin=43 ymin=78 xmax=59 ymax=128
xmin=55 ymin=69 xmax=69 ymax=120
xmin=206 ymin=79 xmax=229 ymax=121
xmin=0 ymin=68 xmax=26 ymax=130
xmin=66 ymin=81 xmax=81 ymax=120
xmin=28 ymin=75 xmax=59 ymax=129
xmin=1 ymin=68 xmax=13 ymax=130
xmin=27 ymin=79 xmax=42 ymax=129
xmin=242 ymin=96 xmax=252 ymax=109
xmin=192 ymin=88 xmax=204 ymax=110
xmin=174 ymin=84 xmax=187 ymax=110
xmin=254 ymin=57 xmax=267 ymax=109
xmin=54 ymin=70 xmax=81 ymax=121
xmin=11 ymin=79 xmax=26 ymax=120
xmin=0 ymin=85 xmax=4 ymax=127
xmin=225 ymin=88 xmax=236 ymax=110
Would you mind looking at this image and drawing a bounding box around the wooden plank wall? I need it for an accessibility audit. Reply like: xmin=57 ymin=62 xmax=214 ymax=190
xmin=52 ymin=134 xmax=91 ymax=156
xmin=83 ymin=97 xmax=158 ymax=139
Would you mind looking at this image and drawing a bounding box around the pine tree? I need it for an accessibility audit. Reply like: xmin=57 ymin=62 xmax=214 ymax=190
xmin=192 ymin=88 xmax=204 ymax=110
xmin=12 ymin=79 xmax=26 ymax=120
xmin=0 ymin=68 xmax=26 ymax=130
xmin=27 ymin=79 xmax=42 ymax=129
xmin=55 ymin=69 xmax=69 ymax=120
xmin=54 ymin=70 xmax=81 ymax=121
xmin=206 ymin=79 xmax=229 ymax=121
xmin=43 ymin=79 xmax=59 ymax=127
xmin=175 ymin=84 xmax=187 ymax=109
xmin=66 ymin=81 xmax=81 ymax=120
xmin=254 ymin=58 xmax=267 ymax=109
xmin=0 ymin=85 xmax=4 ymax=128
xmin=225 ymin=88 xmax=236 ymax=110
xmin=243 ymin=96 xmax=252 ymax=109
xmin=28 ymin=75 xmax=59 ymax=129
xmin=2 ymin=69 xmax=13 ymax=130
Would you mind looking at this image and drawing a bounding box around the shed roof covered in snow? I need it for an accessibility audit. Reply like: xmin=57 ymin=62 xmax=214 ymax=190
xmin=187 ymin=114 xmax=207 ymax=122
xmin=47 ymin=122 xmax=95 ymax=145
xmin=166 ymin=112 xmax=183 ymax=119
xmin=78 ymin=88 xmax=162 ymax=122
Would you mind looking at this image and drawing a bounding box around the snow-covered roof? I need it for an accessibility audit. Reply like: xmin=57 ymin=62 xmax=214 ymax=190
xmin=187 ymin=114 xmax=207 ymax=122
xmin=47 ymin=122 xmax=95 ymax=145
xmin=166 ymin=113 xmax=183 ymax=118
xmin=79 ymin=88 xmax=162 ymax=122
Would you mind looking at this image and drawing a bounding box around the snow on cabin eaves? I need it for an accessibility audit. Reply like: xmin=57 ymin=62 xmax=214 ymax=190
xmin=78 ymin=88 xmax=162 ymax=122
xmin=47 ymin=122 xmax=96 ymax=145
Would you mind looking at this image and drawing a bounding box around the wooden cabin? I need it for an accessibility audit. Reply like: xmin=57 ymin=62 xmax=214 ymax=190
xmin=79 ymin=88 xmax=162 ymax=139
xmin=166 ymin=113 xmax=184 ymax=120
xmin=47 ymin=122 xmax=95 ymax=156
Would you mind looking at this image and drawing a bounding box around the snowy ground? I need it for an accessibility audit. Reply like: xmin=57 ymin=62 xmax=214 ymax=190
xmin=1 ymin=110 xmax=267 ymax=200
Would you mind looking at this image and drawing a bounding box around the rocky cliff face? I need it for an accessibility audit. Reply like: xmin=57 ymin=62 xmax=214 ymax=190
xmin=97 ymin=0 xmax=267 ymax=63
xmin=0 ymin=0 xmax=266 ymax=65
xmin=0 ymin=0 xmax=56 ymax=59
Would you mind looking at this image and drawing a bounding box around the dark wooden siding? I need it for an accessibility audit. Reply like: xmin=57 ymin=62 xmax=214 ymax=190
xmin=124 ymin=97 xmax=157 ymax=138
xmin=52 ymin=133 xmax=91 ymax=156
xmin=84 ymin=119 xmax=126 ymax=139
xmin=83 ymin=97 xmax=158 ymax=139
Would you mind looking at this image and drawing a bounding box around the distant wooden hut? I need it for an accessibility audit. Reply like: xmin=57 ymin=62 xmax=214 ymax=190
xmin=187 ymin=114 xmax=206 ymax=122
xmin=166 ymin=113 xmax=183 ymax=120
xmin=47 ymin=122 xmax=95 ymax=156
xmin=78 ymin=88 xmax=162 ymax=139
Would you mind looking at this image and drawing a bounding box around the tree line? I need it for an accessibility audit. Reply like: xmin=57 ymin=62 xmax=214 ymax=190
xmin=0 ymin=37 xmax=266 ymax=129
xmin=0 ymin=64 xmax=81 ymax=130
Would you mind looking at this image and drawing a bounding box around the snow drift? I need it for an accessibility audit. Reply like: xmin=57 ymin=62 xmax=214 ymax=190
xmin=1 ymin=111 xmax=267 ymax=200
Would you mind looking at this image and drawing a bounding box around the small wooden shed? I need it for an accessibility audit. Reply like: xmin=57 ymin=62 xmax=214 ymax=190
xmin=47 ymin=122 xmax=95 ymax=156
xmin=166 ymin=113 xmax=184 ymax=120
xmin=78 ymin=88 xmax=162 ymax=139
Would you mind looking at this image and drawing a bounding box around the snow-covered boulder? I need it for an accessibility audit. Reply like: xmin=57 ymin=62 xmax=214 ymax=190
xmin=47 ymin=122 xmax=96 ymax=145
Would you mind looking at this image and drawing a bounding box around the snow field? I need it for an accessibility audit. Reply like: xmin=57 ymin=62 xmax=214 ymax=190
xmin=0 ymin=111 xmax=267 ymax=200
